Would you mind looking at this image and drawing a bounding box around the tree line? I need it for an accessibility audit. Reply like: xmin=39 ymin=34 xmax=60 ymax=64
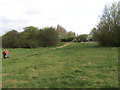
xmin=1 ymin=24 xmax=96 ymax=49
xmin=2 ymin=26 xmax=60 ymax=48
xmin=2 ymin=25 xmax=78 ymax=48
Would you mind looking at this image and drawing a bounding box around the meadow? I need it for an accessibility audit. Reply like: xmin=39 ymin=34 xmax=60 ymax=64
xmin=2 ymin=42 xmax=118 ymax=88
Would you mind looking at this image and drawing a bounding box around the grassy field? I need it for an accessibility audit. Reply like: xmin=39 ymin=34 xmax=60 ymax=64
xmin=2 ymin=42 xmax=118 ymax=88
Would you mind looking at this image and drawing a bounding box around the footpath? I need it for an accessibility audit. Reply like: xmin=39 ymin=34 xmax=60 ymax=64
xmin=52 ymin=43 xmax=70 ymax=49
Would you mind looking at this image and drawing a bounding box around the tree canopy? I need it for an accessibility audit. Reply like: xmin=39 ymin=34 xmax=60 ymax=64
xmin=90 ymin=1 xmax=120 ymax=46
xmin=2 ymin=26 xmax=60 ymax=48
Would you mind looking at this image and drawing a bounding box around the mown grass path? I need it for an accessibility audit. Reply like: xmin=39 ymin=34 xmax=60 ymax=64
xmin=52 ymin=43 xmax=70 ymax=49
xmin=2 ymin=43 xmax=118 ymax=88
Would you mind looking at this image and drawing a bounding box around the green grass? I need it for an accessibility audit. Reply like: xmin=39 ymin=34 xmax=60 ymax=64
xmin=2 ymin=42 xmax=118 ymax=88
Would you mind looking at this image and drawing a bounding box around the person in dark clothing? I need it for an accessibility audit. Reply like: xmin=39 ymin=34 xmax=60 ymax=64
xmin=3 ymin=50 xmax=6 ymax=59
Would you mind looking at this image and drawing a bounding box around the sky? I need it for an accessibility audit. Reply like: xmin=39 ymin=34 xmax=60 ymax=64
xmin=0 ymin=0 xmax=119 ymax=35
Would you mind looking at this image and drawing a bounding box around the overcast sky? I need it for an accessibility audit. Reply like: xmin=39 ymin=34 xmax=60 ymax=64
xmin=0 ymin=0 xmax=119 ymax=35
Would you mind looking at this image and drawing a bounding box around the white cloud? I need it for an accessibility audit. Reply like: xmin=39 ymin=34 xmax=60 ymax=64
xmin=0 ymin=0 xmax=119 ymax=35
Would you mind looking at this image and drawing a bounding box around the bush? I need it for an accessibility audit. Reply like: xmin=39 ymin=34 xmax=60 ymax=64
xmin=2 ymin=26 xmax=60 ymax=48
xmin=38 ymin=27 xmax=60 ymax=47
xmin=76 ymin=34 xmax=88 ymax=42
xmin=66 ymin=37 xmax=75 ymax=42
xmin=2 ymin=30 xmax=19 ymax=48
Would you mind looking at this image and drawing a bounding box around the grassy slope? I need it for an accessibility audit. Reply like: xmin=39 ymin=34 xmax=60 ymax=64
xmin=2 ymin=43 xmax=118 ymax=88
